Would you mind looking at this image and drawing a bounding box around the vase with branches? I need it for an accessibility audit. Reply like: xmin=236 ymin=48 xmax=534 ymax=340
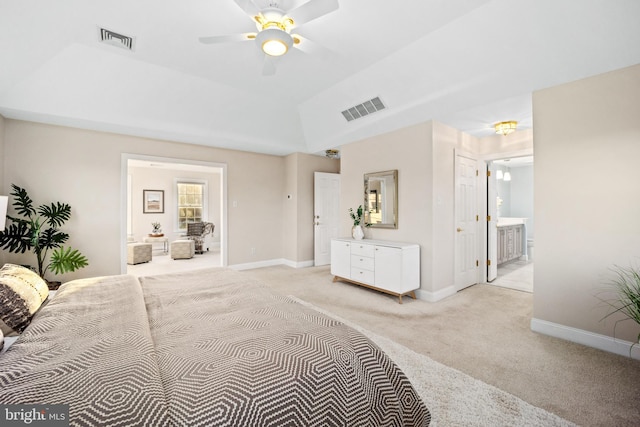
xmin=0 ymin=184 xmax=89 ymax=284
xmin=151 ymin=222 xmax=162 ymax=235
xmin=349 ymin=205 xmax=369 ymax=240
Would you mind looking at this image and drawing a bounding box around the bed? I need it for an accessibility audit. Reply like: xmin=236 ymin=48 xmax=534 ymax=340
xmin=0 ymin=266 xmax=429 ymax=426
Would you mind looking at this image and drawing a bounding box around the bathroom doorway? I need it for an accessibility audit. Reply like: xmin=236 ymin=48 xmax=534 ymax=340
xmin=487 ymin=156 xmax=534 ymax=292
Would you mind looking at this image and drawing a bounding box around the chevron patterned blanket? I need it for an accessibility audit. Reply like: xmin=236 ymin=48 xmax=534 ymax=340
xmin=0 ymin=268 xmax=430 ymax=426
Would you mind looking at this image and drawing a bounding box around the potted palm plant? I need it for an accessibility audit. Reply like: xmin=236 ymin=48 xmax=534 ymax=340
xmin=0 ymin=184 xmax=89 ymax=288
xmin=600 ymin=264 xmax=640 ymax=355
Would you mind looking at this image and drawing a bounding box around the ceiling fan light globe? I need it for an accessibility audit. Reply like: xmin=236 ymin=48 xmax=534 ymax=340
xmin=263 ymin=39 xmax=288 ymax=56
xmin=256 ymin=28 xmax=292 ymax=57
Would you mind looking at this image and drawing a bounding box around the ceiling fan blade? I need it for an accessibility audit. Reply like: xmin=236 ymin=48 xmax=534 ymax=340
xmin=287 ymin=0 xmax=339 ymax=27
xmin=199 ymin=33 xmax=255 ymax=44
xmin=292 ymin=34 xmax=338 ymax=61
xmin=232 ymin=0 xmax=261 ymax=16
xmin=262 ymin=55 xmax=280 ymax=76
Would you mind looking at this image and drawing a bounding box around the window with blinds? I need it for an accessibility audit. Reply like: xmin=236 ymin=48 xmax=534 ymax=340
xmin=177 ymin=182 xmax=206 ymax=230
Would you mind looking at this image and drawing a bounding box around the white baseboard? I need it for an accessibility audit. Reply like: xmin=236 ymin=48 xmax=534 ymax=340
xmin=416 ymin=285 xmax=456 ymax=302
xmin=531 ymin=318 xmax=640 ymax=360
xmin=229 ymin=259 xmax=285 ymax=271
xmin=284 ymin=259 xmax=315 ymax=269
xmin=229 ymin=258 xmax=313 ymax=271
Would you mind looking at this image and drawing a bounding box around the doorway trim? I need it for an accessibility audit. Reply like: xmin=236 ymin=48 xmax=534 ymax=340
xmin=120 ymin=153 xmax=228 ymax=273
xmin=480 ymin=148 xmax=533 ymax=284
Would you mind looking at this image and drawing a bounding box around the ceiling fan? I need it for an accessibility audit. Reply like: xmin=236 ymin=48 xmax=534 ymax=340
xmin=199 ymin=0 xmax=339 ymax=75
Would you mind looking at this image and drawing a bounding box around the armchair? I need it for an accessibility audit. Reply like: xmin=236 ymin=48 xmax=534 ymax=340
xmin=186 ymin=222 xmax=214 ymax=254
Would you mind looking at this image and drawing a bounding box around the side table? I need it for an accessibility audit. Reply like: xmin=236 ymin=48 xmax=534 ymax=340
xmin=143 ymin=236 xmax=169 ymax=253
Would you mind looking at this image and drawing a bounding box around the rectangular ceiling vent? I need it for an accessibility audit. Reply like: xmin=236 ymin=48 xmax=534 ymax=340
xmin=341 ymin=97 xmax=386 ymax=122
xmin=98 ymin=27 xmax=135 ymax=51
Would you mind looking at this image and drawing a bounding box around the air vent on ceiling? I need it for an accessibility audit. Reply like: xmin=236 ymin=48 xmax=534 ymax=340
xmin=98 ymin=27 xmax=135 ymax=51
xmin=341 ymin=97 xmax=386 ymax=122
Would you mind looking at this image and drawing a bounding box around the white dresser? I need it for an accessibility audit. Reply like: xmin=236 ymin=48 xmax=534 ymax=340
xmin=330 ymin=238 xmax=420 ymax=303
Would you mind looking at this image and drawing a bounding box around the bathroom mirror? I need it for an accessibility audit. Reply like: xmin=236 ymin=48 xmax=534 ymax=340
xmin=364 ymin=170 xmax=398 ymax=229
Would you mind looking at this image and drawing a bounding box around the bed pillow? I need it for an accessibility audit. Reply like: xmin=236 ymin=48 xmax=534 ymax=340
xmin=0 ymin=264 xmax=49 ymax=336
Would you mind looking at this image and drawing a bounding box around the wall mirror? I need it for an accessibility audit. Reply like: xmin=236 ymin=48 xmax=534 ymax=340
xmin=364 ymin=170 xmax=398 ymax=229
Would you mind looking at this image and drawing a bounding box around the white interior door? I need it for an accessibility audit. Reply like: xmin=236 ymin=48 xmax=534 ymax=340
xmin=455 ymin=153 xmax=479 ymax=291
xmin=487 ymin=162 xmax=498 ymax=281
xmin=314 ymin=172 xmax=340 ymax=266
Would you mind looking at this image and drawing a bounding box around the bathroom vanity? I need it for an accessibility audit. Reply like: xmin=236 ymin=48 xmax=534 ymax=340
xmin=496 ymin=218 xmax=527 ymax=265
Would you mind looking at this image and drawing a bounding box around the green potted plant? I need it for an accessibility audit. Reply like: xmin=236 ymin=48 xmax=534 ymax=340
xmin=349 ymin=205 xmax=369 ymax=240
xmin=0 ymin=184 xmax=89 ymax=288
xmin=600 ymin=264 xmax=640 ymax=355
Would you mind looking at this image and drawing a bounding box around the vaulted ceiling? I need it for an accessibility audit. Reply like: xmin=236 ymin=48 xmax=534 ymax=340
xmin=1 ymin=0 xmax=639 ymax=156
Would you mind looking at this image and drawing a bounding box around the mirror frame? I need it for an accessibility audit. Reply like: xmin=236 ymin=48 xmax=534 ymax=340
xmin=364 ymin=169 xmax=398 ymax=229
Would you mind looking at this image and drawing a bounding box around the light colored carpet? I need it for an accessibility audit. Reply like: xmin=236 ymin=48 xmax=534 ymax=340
xmin=242 ymin=265 xmax=640 ymax=427
xmin=126 ymin=249 xmax=221 ymax=276
xmin=290 ymin=296 xmax=574 ymax=427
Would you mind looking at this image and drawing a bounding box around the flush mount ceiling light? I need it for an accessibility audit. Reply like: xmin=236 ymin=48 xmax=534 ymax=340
xmin=325 ymin=149 xmax=339 ymax=159
xmin=494 ymin=121 xmax=518 ymax=136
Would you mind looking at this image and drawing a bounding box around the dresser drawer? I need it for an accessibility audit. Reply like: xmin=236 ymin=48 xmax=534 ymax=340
xmin=351 ymin=254 xmax=374 ymax=271
xmin=351 ymin=242 xmax=375 ymax=257
xmin=331 ymin=238 xmax=420 ymax=304
xmin=350 ymin=268 xmax=374 ymax=285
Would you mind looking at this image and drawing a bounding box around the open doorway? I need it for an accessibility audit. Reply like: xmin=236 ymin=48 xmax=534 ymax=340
xmin=121 ymin=154 xmax=227 ymax=274
xmin=487 ymin=156 xmax=533 ymax=292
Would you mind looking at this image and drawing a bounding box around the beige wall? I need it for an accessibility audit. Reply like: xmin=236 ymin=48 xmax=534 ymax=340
xmin=282 ymin=152 xmax=340 ymax=264
xmin=341 ymin=122 xmax=443 ymax=294
xmin=1 ymin=120 xmax=285 ymax=281
xmin=533 ymin=63 xmax=640 ymax=343
xmin=478 ymin=130 xmax=534 ymax=158
xmin=283 ymin=154 xmax=298 ymax=262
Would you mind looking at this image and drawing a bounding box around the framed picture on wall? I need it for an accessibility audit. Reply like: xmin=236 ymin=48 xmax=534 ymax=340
xmin=143 ymin=190 xmax=164 ymax=214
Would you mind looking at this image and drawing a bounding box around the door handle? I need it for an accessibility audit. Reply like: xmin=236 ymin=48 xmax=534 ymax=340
xmin=457 ymin=227 xmax=464 ymax=232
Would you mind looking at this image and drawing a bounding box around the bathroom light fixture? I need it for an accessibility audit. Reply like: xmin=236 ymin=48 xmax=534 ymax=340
xmin=494 ymin=121 xmax=518 ymax=136
xmin=503 ymin=171 xmax=512 ymax=181
xmin=496 ymin=170 xmax=504 ymax=180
